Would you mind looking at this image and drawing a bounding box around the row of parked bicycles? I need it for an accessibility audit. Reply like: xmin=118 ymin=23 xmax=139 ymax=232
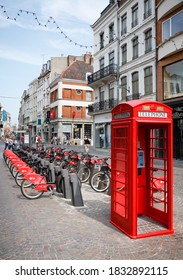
xmin=3 ymin=145 xmax=111 ymax=199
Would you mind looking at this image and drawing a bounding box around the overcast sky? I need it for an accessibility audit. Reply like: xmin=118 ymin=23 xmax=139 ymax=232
xmin=0 ymin=0 xmax=109 ymax=125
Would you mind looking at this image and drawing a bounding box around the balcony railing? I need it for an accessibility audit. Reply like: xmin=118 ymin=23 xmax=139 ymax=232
xmin=88 ymin=64 xmax=118 ymax=84
xmin=144 ymin=9 xmax=152 ymax=20
xmin=88 ymin=98 xmax=118 ymax=114
xmin=126 ymin=93 xmax=140 ymax=101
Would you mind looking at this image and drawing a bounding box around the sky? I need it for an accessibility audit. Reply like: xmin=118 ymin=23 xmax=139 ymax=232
xmin=0 ymin=0 xmax=109 ymax=125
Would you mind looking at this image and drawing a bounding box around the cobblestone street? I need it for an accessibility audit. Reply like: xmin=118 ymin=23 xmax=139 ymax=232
xmin=0 ymin=142 xmax=183 ymax=260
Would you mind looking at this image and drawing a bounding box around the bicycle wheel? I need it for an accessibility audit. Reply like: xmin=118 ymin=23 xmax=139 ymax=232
xmin=11 ymin=165 xmax=19 ymax=178
xmin=21 ymin=179 xmax=44 ymax=199
xmin=90 ymin=171 xmax=110 ymax=192
xmin=15 ymin=172 xmax=24 ymax=187
xmin=77 ymin=166 xmax=91 ymax=183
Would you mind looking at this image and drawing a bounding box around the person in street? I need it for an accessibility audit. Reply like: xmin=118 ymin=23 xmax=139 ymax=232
xmin=35 ymin=135 xmax=38 ymax=148
xmin=4 ymin=136 xmax=9 ymax=150
xmin=84 ymin=136 xmax=90 ymax=154
xmin=8 ymin=137 xmax=13 ymax=150
xmin=37 ymin=134 xmax=41 ymax=143
xmin=21 ymin=135 xmax=24 ymax=144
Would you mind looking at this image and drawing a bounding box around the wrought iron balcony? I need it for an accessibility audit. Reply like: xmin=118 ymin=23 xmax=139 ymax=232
xmin=144 ymin=8 xmax=152 ymax=20
xmin=87 ymin=64 xmax=118 ymax=85
xmin=126 ymin=93 xmax=140 ymax=101
xmin=88 ymin=98 xmax=118 ymax=114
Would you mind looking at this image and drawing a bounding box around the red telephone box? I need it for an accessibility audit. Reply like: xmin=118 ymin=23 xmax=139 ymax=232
xmin=111 ymin=100 xmax=174 ymax=238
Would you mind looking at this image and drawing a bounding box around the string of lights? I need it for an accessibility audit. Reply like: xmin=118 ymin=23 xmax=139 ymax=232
xmin=0 ymin=4 xmax=157 ymax=51
xmin=0 ymin=4 xmax=99 ymax=49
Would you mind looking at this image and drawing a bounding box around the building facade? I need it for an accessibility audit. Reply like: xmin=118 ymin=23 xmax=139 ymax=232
xmin=18 ymin=53 xmax=94 ymax=144
xmin=88 ymin=0 xmax=156 ymax=148
xmin=156 ymin=0 xmax=183 ymax=159
xmin=49 ymin=60 xmax=94 ymax=145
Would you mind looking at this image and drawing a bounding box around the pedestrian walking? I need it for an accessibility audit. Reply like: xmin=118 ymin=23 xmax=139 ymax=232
xmin=84 ymin=136 xmax=90 ymax=154
xmin=4 ymin=136 xmax=9 ymax=150
xmin=8 ymin=138 xmax=13 ymax=150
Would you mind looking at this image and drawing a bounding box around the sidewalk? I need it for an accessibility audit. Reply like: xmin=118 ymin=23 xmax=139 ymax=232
xmin=0 ymin=143 xmax=183 ymax=260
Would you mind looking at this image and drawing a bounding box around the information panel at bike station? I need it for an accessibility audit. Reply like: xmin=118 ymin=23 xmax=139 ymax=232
xmin=111 ymin=100 xmax=174 ymax=239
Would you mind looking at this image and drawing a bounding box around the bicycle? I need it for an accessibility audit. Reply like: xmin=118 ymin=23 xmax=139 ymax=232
xmin=90 ymin=158 xmax=111 ymax=192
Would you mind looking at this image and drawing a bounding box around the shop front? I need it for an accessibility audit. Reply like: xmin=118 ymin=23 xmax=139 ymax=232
xmin=172 ymin=105 xmax=183 ymax=159
xmin=95 ymin=123 xmax=111 ymax=149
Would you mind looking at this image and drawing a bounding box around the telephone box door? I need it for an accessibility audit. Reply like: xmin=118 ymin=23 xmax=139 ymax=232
xmin=111 ymin=122 xmax=135 ymax=237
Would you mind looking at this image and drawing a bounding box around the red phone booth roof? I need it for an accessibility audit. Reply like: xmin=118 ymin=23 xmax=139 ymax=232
xmin=112 ymin=99 xmax=172 ymax=121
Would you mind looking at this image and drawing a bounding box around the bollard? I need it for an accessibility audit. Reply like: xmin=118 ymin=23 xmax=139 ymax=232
xmin=69 ymin=173 xmax=84 ymax=207
xmin=107 ymin=185 xmax=111 ymax=196
xmin=54 ymin=166 xmax=63 ymax=193
xmin=49 ymin=162 xmax=56 ymax=183
xmin=60 ymin=169 xmax=71 ymax=199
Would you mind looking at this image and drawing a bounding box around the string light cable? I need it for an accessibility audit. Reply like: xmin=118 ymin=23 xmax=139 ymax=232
xmin=0 ymin=4 xmax=101 ymax=49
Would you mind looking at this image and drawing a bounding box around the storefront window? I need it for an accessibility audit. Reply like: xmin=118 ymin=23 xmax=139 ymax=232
xmin=163 ymin=60 xmax=183 ymax=100
xmin=74 ymin=124 xmax=82 ymax=139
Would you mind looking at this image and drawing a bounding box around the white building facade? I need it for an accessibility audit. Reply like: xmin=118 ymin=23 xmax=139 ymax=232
xmin=88 ymin=0 xmax=156 ymax=148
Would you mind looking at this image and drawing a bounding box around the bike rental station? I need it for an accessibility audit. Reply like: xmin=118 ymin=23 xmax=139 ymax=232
xmin=110 ymin=100 xmax=174 ymax=239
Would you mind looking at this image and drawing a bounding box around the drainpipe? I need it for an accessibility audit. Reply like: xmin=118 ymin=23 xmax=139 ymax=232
xmin=116 ymin=12 xmax=120 ymax=104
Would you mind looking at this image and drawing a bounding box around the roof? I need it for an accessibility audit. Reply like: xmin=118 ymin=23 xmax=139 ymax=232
xmin=61 ymin=60 xmax=93 ymax=80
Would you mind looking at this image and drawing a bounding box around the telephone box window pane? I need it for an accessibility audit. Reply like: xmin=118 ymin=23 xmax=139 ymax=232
xmin=113 ymin=127 xmax=129 ymax=219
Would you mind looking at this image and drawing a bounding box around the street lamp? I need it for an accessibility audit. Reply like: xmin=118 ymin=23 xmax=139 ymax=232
xmin=72 ymin=111 xmax=76 ymax=143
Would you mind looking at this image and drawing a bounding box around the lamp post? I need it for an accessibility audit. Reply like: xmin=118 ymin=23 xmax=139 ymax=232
xmin=72 ymin=111 xmax=76 ymax=143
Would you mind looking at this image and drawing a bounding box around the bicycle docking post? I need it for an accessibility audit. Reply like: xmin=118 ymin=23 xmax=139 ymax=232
xmin=107 ymin=184 xmax=111 ymax=196
xmin=54 ymin=166 xmax=63 ymax=193
xmin=60 ymin=169 xmax=71 ymax=199
xmin=49 ymin=162 xmax=56 ymax=183
xmin=69 ymin=173 xmax=84 ymax=207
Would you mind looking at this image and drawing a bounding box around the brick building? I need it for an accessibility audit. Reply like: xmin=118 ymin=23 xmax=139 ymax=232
xmin=49 ymin=60 xmax=94 ymax=145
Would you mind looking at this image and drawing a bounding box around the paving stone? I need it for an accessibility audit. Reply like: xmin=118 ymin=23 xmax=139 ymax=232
xmin=0 ymin=143 xmax=183 ymax=260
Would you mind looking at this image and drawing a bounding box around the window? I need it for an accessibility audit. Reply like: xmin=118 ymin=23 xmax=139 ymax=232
xmin=100 ymin=32 xmax=104 ymax=49
xmin=144 ymin=28 xmax=152 ymax=53
xmin=132 ymin=72 xmax=139 ymax=95
xmin=132 ymin=4 xmax=138 ymax=28
xmin=132 ymin=37 xmax=138 ymax=59
xmin=84 ymin=124 xmax=91 ymax=139
xmin=47 ymin=60 xmax=51 ymax=70
xmin=109 ymin=51 xmax=114 ymax=65
xmin=121 ymin=44 xmax=127 ymax=65
xmin=121 ymin=76 xmax=127 ymax=101
xmin=162 ymin=19 xmax=170 ymax=41
xmin=99 ymin=57 xmax=104 ymax=69
xmin=121 ymin=13 xmax=127 ymax=36
xmin=86 ymin=91 xmax=92 ymax=101
xmin=144 ymin=0 xmax=152 ymax=19
xmin=99 ymin=87 xmax=105 ymax=102
xmin=144 ymin=66 xmax=153 ymax=95
xmin=172 ymin=11 xmax=183 ymax=36
xmin=109 ymin=87 xmax=114 ymax=100
xmin=163 ymin=60 xmax=183 ymax=99
xmin=162 ymin=11 xmax=183 ymax=41
xmin=109 ymin=23 xmax=114 ymax=43
xmin=76 ymin=89 xmax=82 ymax=95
